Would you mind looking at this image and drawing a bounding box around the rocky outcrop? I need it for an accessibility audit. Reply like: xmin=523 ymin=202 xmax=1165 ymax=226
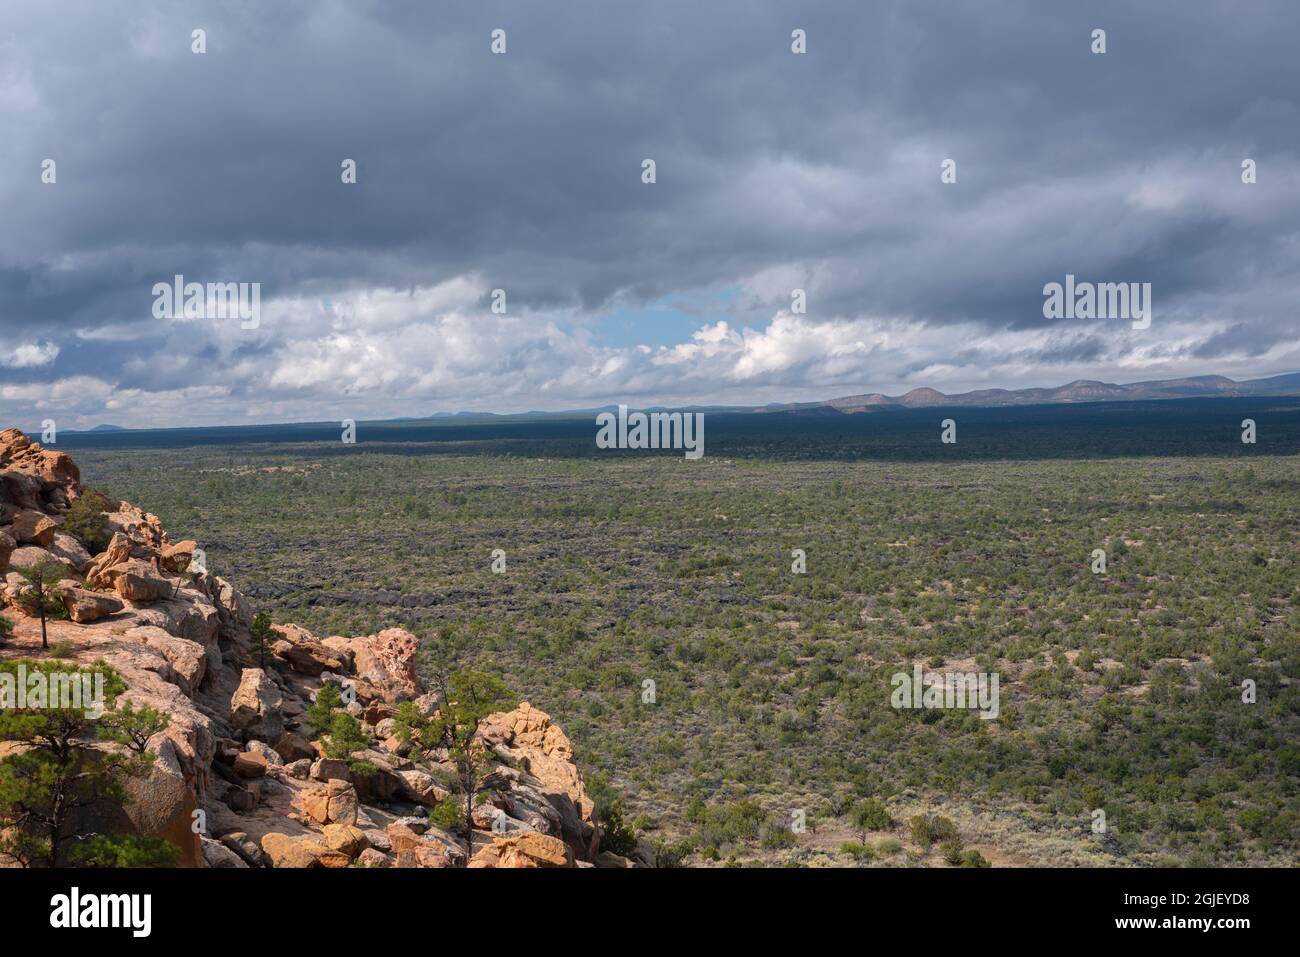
xmin=346 ymin=628 xmax=422 ymax=700
xmin=480 ymin=701 xmax=598 ymax=859
xmin=0 ymin=429 xmax=636 ymax=870
xmin=271 ymin=623 xmax=346 ymax=675
xmin=0 ymin=428 xmax=80 ymax=513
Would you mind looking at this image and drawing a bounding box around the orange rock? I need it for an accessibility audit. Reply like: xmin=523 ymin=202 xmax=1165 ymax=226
xmin=473 ymin=831 xmax=573 ymax=868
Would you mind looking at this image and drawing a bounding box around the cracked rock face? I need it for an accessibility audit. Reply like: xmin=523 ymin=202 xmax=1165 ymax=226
xmin=0 ymin=430 xmax=636 ymax=869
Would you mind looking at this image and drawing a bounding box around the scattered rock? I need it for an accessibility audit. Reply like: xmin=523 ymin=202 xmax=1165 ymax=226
xmin=310 ymin=758 xmax=350 ymax=783
xmin=326 ymin=779 xmax=359 ymax=826
xmin=244 ymin=740 xmax=282 ymax=765
xmin=274 ymin=732 xmax=316 ymax=763
xmin=261 ymin=832 xmax=349 ymax=869
xmin=233 ymin=752 xmax=268 ymax=779
xmin=397 ymin=769 xmax=449 ymax=807
xmin=322 ymin=822 xmax=368 ymax=858
xmin=202 ymin=836 xmax=248 ymax=868
xmin=356 ymin=847 xmax=392 ymax=868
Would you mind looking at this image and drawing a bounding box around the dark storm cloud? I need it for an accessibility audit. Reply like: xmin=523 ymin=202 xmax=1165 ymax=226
xmin=1 ymin=0 xmax=1298 ymax=427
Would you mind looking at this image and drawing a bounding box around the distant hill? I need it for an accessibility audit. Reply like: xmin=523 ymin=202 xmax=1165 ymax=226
xmin=37 ymin=371 xmax=1300 ymax=444
xmin=770 ymin=372 xmax=1300 ymax=414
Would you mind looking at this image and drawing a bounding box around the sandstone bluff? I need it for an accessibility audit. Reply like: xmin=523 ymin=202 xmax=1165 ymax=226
xmin=0 ymin=428 xmax=642 ymax=868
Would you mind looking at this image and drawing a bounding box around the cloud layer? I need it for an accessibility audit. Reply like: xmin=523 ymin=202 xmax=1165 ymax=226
xmin=2 ymin=1 xmax=1298 ymax=429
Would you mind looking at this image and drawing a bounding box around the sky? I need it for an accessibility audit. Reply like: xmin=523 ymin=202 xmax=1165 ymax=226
xmin=1 ymin=0 xmax=1298 ymax=430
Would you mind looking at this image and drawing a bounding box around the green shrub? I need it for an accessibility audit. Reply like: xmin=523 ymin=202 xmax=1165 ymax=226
xmin=760 ymin=823 xmax=797 ymax=850
xmin=652 ymin=839 xmax=690 ymax=868
xmin=909 ymin=814 xmax=959 ymax=850
xmin=850 ymin=798 xmax=893 ymax=840
xmin=69 ymin=833 xmax=180 ymax=868
xmin=62 ymin=491 xmax=114 ymax=554
xmin=305 ymin=682 xmax=342 ymax=738
xmin=876 ymin=837 xmax=902 ymax=855
xmin=941 ymin=838 xmax=965 ymax=865
xmin=841 ymin=841 xmax=876 ymax=861
xmin=323 ymin=711 xmax=368 ymax=760
xmin=429 ymin=796 xmax=462 ymax=830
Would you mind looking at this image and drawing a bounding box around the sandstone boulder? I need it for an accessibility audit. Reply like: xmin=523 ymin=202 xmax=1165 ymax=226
xmin=85 ymin=531 xmax=132 ymax=587
xmin=160 ymin=540 xmax=197 ymax=574
xmin=260 ymin=832 xmax=349 ymax=869
xmin=218 ymin=832 xmax=266 ymax=867
xmin=0 ymin=429 xmax=80 ymax=490
xmin=397 ymin=769 xmax=449 ymax=807
xmin=347 ymin=627 xmax=422 ymax=699
xmin=229 ymin=668 xmax=284 ymax=742
xmin=232 ymin=751 xmax=267 ymax=778
xmin=112 ymin=559 xmax=173 ymax=602
xmin=272 ymin=639 xmax=345 ymax=676
xmin=211 ymin=575 xmax=253 ymax=644
xmin=322 ymin=822 xmax=368 ymax=858
xmin=57 ymin=584 xmax=124 ymax=623
xmin=10 ymin=509 xmax=58 ymax=546
xmin=120 ymin=738 xmax=203 ymax=867
xmin=135 ymin=627 xmax=207 ymax=695
xmin=481 ymin=702 xmax=596 ymax=858
xmin=7 ymin=545 xmax=75 ymax=576
xmin=202 ymin=837 xmax=248 ymax=868
xmin=48 ymin=532 xmax=92 ymax=571
xmin=274 ymin=732 xmax=315 ymax=763
xmin=478 ymin=831 xmax=573 ymax=868
xmin=309 ymin=758 xmax=350 ymax=783
xmin=326 ymin=779 xmax=359 ymax=825
xmin=301 ymin=787 xmax=330 ymax=825
xmin=224 ymin=786 xmax=257 ymax=812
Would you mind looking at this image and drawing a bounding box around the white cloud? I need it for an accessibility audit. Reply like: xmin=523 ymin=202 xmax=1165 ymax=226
xmin=1 ymin=341 xmax=60 ymax=368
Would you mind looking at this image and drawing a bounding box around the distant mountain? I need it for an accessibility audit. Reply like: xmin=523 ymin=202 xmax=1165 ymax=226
xmin=774 ymin=372 xmax=1300 ymax=414
xmin=89 ymin=423 xmax=126 ymax=431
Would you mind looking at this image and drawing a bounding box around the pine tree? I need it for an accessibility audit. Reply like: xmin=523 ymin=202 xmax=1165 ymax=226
xmin=249 ymin=611 xmax=274 ymax=668
xmin=13 ymin=558 xmax=69 ymax=651
xmin=0 ymin=659 xmax=173 ymax=867
xmin=427 ymin=671 xmax=513 ymax=859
